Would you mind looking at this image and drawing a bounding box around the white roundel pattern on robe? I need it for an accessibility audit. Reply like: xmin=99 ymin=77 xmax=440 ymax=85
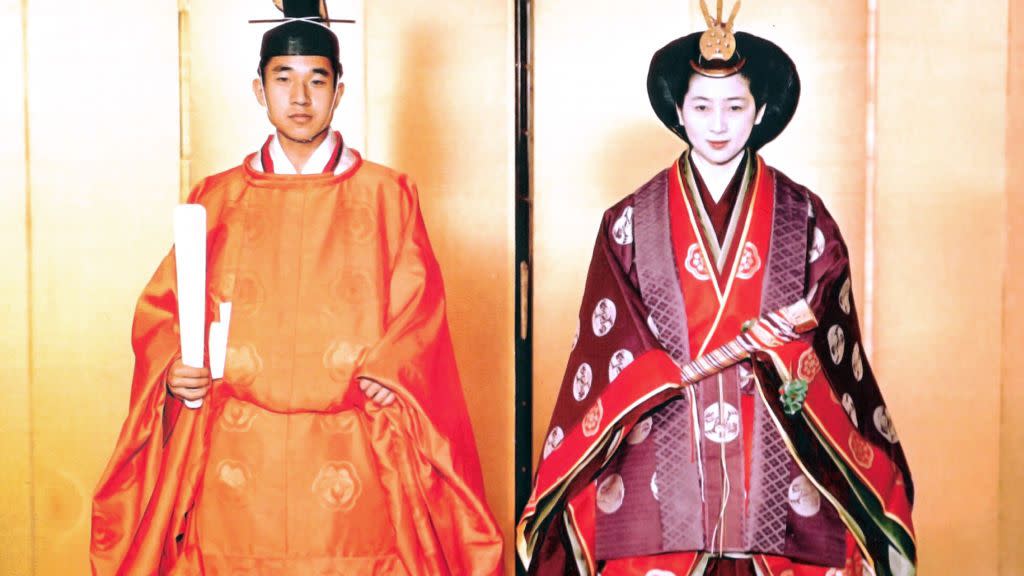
xmin=543 ymin=426 xmax=564 ymax=459
xmin=573 ymin=363 xmax=593 ymax=401
xmin=613 ymin=206 xmax=634 ymax=245
xmin=647 ymin=313 xmax=661 ymax=341
xmin=848 ymin=432 xmax=875 ymax=470
xmin=703 ymin=401 xmax=740 ymax=444
xmin=797 ymin=348 xmax=822 ymax=383
xmin=841 ymin=393 xmax=859 ymax=428
xmin=874 ymin=406 xmax=899 ymax=444
xmin=685 ymin=243 xmax=712 ymax=281
xmin=805 ymin=281 xmax=820 ymax=303
xmin=582 ymin=400 xmax=603 ymax=438
xmin=737 ymin=363 xmax=754 ymax=391
xmin=651 ymin=471 xmax=660 ymax=501
xmin=736 ymin=242 xmax=763 ymax=280
xmin=839 ymin=277 xmax=852 ymax=314
xmin=809 ymin=227 xmax=826 ymax=263
xmin=608 ymin=349 xmax=635 ymax=382
xmin=852 ymin=342 xmax=864 ymax=381
xmin=596 ymin=473 xmax=626 ymax=514
xmin=323 ymin=339 xmax=364 ymax=383
xmin=224 ymin=343 xmax=264 ymax=388
xmin=220 ymin=401 xmax=257 ymax=432
xmin=827 ymin=325 xmax=846 ymax=365
xmin=645 ymin=570 xmax=676 ymax=576
xmin=312 ymin=461 xmax=362 ymax=512
xmin=889 ymin=545 xmax=915 ymax=576
xmin=628 ymin=417 xmax=653 ymax=445
xmin=787 ymin=474 xmax=822 ymax=517
xmin=217 ymin=459 xmax=251 ymax=490
xmin=592 ymin=298 xmax=617 ymax=337
xmin=342 ymin=200 xmax=377 ymax=244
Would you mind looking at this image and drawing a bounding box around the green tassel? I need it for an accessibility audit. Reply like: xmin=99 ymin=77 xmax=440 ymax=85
xmin=780 ymin=378 xmax=808 ymax=416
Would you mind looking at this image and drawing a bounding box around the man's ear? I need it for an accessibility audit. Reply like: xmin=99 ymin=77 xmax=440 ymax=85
xmin=755 ymin=104 xmax=767 ymax=125
xmin=333 ymin=82 xmax=346 ymax=111
xmin=253 ymin=78 xmax=267 ymax=107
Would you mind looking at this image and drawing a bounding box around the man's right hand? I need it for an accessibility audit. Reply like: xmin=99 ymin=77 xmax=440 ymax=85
xmin=166 ymin=358 xmax=212 ymax=402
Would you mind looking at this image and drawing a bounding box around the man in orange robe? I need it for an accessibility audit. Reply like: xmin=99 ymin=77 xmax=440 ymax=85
xmin=90 ymin=1 xmax=503 ymax=573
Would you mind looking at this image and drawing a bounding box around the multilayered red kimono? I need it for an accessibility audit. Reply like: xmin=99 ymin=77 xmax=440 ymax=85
xmin=91 ymin=152 xmax=503 ymax=575
xmin=518 ymin=153 xmax=915 ymax=576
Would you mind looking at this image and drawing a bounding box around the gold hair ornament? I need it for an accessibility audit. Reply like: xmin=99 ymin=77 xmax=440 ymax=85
xmin=699 ymin=0 xmax=741 ymax=61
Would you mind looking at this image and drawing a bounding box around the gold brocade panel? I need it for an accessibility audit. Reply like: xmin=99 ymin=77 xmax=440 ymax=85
xmin=874 ymin=1 xmax=1008 ymax=574
xmin=1 ymin=0 xmax=31 ymax=574
xmin=1002 ymin=0 xmax=1024 ymax=570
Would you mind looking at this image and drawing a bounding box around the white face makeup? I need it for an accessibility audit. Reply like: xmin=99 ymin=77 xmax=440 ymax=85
xmin=678 ymin=73 xmax=764 ymax=166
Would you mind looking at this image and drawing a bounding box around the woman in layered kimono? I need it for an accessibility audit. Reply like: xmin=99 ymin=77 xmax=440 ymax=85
xmin=518 ymin=3 xmax=915 ymax=575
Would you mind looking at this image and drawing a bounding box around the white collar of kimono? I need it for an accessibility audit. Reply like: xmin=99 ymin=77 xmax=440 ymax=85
xmin=690 ymin=150 xmax=746 ymax=203
xmin=250 ymin=130 xmax=357 ymax=175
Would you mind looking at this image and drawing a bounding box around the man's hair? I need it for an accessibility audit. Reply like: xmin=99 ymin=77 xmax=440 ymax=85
xmin=257 ymin=58 xmax=343 ymax=84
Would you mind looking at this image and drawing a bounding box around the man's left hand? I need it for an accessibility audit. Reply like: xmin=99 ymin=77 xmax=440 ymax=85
xmin=358 ymin=377 xmax=396 ymax=406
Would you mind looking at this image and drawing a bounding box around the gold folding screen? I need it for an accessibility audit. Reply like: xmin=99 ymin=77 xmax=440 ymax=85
xmin=531 ymin=0 xmax=1022 ymax=574
xmin=3 ymin=0 xmax=1024 ymax=574
xmin=874 ymin=2 xmax=1008 ymax=573
xmin=1002 ymin=3 xmax=1024 ymax=569
xmin=1 ymin=1 xmax=31 ymax=573
xmin=3 ymin=1 xmax=181 ymax=574
xmin=3 ymin=0 xmax=515 ymax=573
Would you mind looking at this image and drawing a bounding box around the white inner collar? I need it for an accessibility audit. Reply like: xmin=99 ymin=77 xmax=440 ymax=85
xmin=270 ymin=130 xmax=338 ymax=175
xmin=250 ymin=130 xmax=359 ymax=176
xmin=691 ymin=150 xmax=746 ymax=204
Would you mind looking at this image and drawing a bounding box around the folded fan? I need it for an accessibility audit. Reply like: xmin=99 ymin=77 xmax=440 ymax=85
xmin=680 ymin=298 xmax=817 ymax=384
xmin=174 ymin=204 xmax=207 ymax=410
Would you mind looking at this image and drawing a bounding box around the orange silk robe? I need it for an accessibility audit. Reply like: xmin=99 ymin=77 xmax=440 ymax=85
xmin=91 ymin=153 xmax=504 ymax=575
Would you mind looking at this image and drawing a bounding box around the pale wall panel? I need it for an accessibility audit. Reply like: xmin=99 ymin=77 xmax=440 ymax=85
xmin=531 ymin=0 xmax=687 ymax=463
xmin=1001 ymin=0 xmax=1024 ymax=572
xmin=188 ymin=0 xmax=366 ymax=188
xmin=739 ymin=1 xmax=868 ymax=309
xmin=0 ymin=0 xmax=32 ymax=574
xmin=25 ymin=1 xmax=181 ymax=573
xmin=364 ymin=2 xmax=516 ymax=572
xmin=531 ymin=0 xmax=869 ymax=463
xmin=875 ymin=1 xmax=1007 ymax=573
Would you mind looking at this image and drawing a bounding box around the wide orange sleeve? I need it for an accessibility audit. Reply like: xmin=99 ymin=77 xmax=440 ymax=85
xmin=354 ymin=180 xmax=504 ymax=575
xmin=90 ymin=187 xmax=213 ymax=576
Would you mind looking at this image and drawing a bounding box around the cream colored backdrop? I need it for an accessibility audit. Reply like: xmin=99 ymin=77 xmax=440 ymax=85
xmin=2 ymin=1 xmax=182 ymax=575
xmin=1 ymin=0 xmax=515 ymax=574
xmin=531 ymin=0 xmax=1023 ymax=574
xmin=4 ymin=0 xmax=1024 ymax=574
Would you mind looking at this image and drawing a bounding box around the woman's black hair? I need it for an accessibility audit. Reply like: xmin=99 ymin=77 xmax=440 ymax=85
xmin=648 ymin=31 xmax=800 ymax=150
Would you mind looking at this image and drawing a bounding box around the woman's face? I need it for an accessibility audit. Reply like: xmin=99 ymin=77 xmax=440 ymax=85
xmin=678 ymin=73 xmax=765 ymax=165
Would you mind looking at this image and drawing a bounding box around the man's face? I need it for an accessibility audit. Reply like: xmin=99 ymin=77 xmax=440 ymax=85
xmin=678 ymin=73 xmax=765 ymax=165
xmin=253 ymin=55 xmax=343 ymax=144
